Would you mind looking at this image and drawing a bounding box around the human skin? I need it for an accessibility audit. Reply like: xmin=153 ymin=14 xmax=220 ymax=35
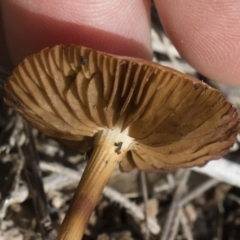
xmin=1 ymin=0 xmax=240 ymax=86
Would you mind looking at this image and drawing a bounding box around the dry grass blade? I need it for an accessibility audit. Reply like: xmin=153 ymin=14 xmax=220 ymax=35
xmin=193 ymin=158 xmax=240 ymax=188
xmin=140 ymin=171 xmax=150 ymax=240
xmin=179 ymin=208 xmax=193 ymax=240
xmin=0 ymin=147 xmax=24 ymax=227
xmin=160 ymin=170 xmax=191 ymax=240
xmin=21 ymin=122 xmax=56 ymax=239
xmin=179 ymin=178 xmax=219 ymax=207
xmin=167 ymin=209 xmax=181 ymax=240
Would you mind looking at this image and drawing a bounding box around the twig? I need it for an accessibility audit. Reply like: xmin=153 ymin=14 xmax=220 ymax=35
xmin=160 ymin=169 xmax=191 ymax=240
xmin=140 ymin=171 xmax=150 ymax=240
xmin=179 ymin=178 xmax=219 ymax=207
xmin=103 ymin=185 xmax=160 ymax=235
xmin=167 ymin=209 xmax=181 ymax=240
xmin=153 ymin=183 xmax=172 ymax=194
xmin=0 ymin=147 xmax=24 ymax=227
xmin=193 ymin=158 xmax=240 ymax=188
xmin=21 ymin=122 xmax=56 ymax=239
xmin=179 ymin=208 xmax=193 ymax=240
xmin=166 ymin=174 xmax=175 ymax=189
xmin=228 ymin=194 xmax=240 ymax=205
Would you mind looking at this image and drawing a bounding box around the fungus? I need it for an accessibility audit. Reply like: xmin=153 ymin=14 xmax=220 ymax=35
xmin=4 ymin=45 xmax=240 ymax=239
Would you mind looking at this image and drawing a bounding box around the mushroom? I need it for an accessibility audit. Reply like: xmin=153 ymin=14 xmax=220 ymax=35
xmin=4 ymin=44 xmax=240 ymax=240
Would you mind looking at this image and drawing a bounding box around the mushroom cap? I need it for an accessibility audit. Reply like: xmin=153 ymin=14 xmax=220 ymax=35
xmin=4 ymin=45 xmax=240 ymax=172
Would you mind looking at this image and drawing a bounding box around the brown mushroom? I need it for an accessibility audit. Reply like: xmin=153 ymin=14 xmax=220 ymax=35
xmin=4 ymin=45 xmax=240 ymax=240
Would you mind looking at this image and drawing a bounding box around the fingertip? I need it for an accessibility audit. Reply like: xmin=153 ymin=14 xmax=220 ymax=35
xmin=2 ymin=0 xmax=152 ymax=65
xmin=155 ymin=0 xmax=240 ymax=86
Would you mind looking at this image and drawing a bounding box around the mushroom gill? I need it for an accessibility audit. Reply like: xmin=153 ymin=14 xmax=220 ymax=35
xmin=4 ymin=45 xmax=240 ymax=240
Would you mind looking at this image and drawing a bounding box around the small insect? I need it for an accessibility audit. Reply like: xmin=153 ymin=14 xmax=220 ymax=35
xmin=115 ymin=142 xmax=123 ymax=154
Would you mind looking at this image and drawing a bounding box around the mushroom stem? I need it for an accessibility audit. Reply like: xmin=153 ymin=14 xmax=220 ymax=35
xmin=56 ymin=126 xmax=132 ymax=240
